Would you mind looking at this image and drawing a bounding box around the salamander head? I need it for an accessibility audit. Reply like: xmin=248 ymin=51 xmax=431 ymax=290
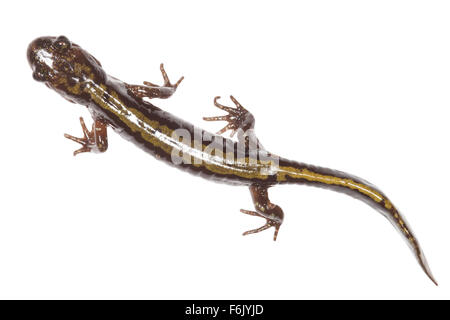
xmin=27 ymin=35 xmax=104 ymax=103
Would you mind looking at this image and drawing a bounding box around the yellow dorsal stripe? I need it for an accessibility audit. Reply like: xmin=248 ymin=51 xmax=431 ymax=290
xmin=277 ymin=166 xmax=385 ymax=204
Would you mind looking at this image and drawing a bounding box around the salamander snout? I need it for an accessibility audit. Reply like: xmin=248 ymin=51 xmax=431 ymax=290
xmin=27 ymin=35 xmax=72 ymax=82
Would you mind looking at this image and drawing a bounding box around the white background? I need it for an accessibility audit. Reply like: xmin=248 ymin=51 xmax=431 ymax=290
xmin=1 ymin=0 xmax=449 ymax=299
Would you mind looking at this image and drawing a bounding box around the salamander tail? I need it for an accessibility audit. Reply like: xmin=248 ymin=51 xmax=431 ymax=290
xmin=388 ymin=205 xmax=438 ymax=286
xmin=275 ymin=160 xmax=437 ymax=285
xmin=419 ymin=252 xmax=438 ymax=286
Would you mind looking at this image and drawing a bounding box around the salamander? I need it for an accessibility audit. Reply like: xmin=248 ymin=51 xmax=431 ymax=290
xmin=27 ymin=35 xmax=437 ymax=285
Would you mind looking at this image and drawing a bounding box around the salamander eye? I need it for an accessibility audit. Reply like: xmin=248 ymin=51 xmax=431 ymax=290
xmin=33 ymin=65 xmax=51 ymax=82
xmin=53 ymin=35 xmax=71 ymax=51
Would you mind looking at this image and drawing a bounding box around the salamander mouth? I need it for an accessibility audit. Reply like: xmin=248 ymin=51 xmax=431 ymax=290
xmin=27 ymin=35 xmax=74 ymax=83
xmin=27 ymin=37 xmax=54 ymax=66
xmin=27 ymin=37 xmax=56 ymax=82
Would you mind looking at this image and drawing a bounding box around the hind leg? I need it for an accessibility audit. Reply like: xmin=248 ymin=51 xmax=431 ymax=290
xmin=241 ymin=184 xmax=284 ymax=241
xmin=203 ymin=96 xmax=264 ymax=150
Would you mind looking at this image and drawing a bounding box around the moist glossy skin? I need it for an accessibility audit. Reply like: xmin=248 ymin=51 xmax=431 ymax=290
xmin=27 ymin=35 xmax=437 ymax=285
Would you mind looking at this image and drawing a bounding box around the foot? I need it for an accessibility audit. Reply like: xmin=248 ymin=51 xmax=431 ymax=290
xmin=64 ymin=117 xmax=108 ymax=155
xmin=143 ymin=63 xmax=184 ymax=90
xmin=203 ymin=96 xmax=255 ymax=137
xmin=240 ymin=209 xmax=281 ymax=241
xmin=126 ymin=63 xmax=184 ymax=99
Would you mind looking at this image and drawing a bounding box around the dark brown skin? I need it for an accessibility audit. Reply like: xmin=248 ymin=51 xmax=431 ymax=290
xmin=27 ymin=35 xmax=437 ymax=285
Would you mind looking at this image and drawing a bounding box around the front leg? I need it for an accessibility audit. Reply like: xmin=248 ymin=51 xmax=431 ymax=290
xmin=126 ymin=63 xmax=184 ymax=100
xmin=64 ymin=117 xmax=108 ymax=156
